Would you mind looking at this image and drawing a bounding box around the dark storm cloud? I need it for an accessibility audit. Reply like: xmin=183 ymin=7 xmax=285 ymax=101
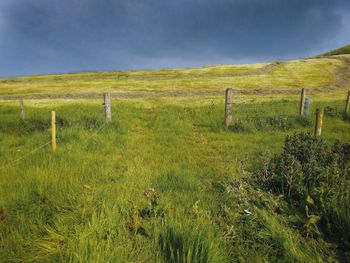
xmin=0 ymin=0 xmax=349 ymax=77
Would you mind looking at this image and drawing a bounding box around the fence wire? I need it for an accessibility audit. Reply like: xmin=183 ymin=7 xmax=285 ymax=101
xmin=0 ymin=94 xmax=349 ymax=170
xmin=0 ymin=103 xmax=111 ymax=171
xmin=0 ymin=141 xmax=51 ymax=171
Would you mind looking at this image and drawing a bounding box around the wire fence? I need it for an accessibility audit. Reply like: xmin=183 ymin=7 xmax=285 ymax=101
xmin=0 ymin=105 xmax=110 ymax=171
xmin=0 ymin=141 xmax=51 ymax=171
xmin=0 ymin=90 xmax=349 ymax=170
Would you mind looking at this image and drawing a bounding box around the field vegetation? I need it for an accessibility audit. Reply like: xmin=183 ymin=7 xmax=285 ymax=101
xmin=0 ymin=53 xmax=350 ymax=262
xmin=320 ymin=45 xmax=350 ymax=57
xmin=0 ymin=55 xmax=349 ymax=97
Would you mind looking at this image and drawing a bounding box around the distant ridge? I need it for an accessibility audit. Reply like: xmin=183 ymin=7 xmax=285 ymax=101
xmin=320 ymin=44 xmax=350 ymax=56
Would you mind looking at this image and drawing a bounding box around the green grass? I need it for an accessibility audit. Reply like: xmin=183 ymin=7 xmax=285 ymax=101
xmin=0 ymin=97 xmax=349 ymax=262
xmin=320 ymin=44 xmax=350 ymax=56
xmin=0 ymin=56 xmax=349 ymax=96
xmin=1 ymin=54 xmax=350 ymax=261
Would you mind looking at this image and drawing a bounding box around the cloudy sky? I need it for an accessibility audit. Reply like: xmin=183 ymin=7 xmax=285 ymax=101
xmin=0 ymin=0 xmax=349 ymax=77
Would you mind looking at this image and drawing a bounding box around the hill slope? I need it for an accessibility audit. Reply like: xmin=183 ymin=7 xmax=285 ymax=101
xmin=320 ymin=44 xmax=350 ymax=56
xmin=0 ymin=55 xmax=349 ymax=99
xmin=1 ymin=52 xmax=350 ymax=262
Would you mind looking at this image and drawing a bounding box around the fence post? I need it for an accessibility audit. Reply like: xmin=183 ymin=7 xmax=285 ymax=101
xmin=299 ymin=88 xmax=306 ymax=116
xmin=314 ymin=108 xmax=324 ymax=137
xmin=19 ymin=98 xmax=26 ymax=121
xmin=51 ymin=111 xmax=56 ymax=152
xmin=103 ymin=93 xmax=112 ymax=122
xmin=345 ymin=91 xmax=350 ymax=115
xmin=304 ymin=96 xmax=311 ymax=116
xmin=225 ymin=88 xmax=233 ymax=127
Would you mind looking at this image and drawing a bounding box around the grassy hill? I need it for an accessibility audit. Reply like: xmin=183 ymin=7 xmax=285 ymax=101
xmin=0 ymin=55 xmax=349 ymax=99
xmin=0 ymin=56 xmax=350 ymax=262
xmin=320 ymin=44 xmax=350 ymax=56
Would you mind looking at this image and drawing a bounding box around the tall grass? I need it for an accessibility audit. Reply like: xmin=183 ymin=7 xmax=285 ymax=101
xmin=0 ymin=98 xmax=349 ymax=262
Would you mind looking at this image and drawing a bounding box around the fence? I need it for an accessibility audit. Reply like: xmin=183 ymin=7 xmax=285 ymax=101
xmin=0 ymin=89 xmax=349 ymax=169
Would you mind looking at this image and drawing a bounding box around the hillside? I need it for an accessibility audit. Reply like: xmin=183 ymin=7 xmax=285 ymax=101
xmin=0 ymin=55 xmax=350 ymax=99
xmin=1 ymin=52 xmax=350 ymax=262
xmin=320 ymin=44 xmax=350 ymax=56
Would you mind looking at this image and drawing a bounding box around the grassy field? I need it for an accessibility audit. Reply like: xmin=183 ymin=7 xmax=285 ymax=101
xmin=0 ymin=55 xmax=349 ymax=97
xmin=0 ymin=55 xmax=350 ymax=262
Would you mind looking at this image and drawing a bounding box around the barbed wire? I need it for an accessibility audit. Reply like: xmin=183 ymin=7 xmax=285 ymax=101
xmin=0 ymin=120 xmax=108 ymax=171
xmin=90 ymin=121 xmax=108 ymax=137
xmin=1 ymin=94 xmax=347 ymax=171
xmin=0 ymin=141 xmax=51 ymax=171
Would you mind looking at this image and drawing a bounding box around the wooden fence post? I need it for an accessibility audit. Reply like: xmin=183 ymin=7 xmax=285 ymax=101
xmin=345 ymin=91 xmax=350 ymax=115
xmin=104 ymin=93 xmax=112 ymax=122
xmin=19 ymin=98 xmax=26 ymax=121
xmin=299 ymin=88 xmax=306 ymax=116
xmin=225 ymin=88 xmax=233 ymax=127
xmin=51 ymin=111 xmax=56 ymax=152
xmin=314 ymin=108 xmax=324 ymax=137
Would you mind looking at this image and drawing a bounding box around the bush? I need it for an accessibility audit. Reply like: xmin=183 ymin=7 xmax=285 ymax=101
xmin=283 ymin=133 xmax=330 ymax=194
xmin=258 ymin=133 xmax=330 ymax=200
xmin=269 ymin=153 xmax=305 ymax=198
xmin=256 ymin=133 xmax=350 ymax=247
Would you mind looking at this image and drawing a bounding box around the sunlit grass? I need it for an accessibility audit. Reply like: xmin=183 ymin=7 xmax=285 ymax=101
xmin=0 ymin=97 xmax=349 ymax=262
xmin=1 ymin=56 xmax=349 ymax=96
xmin=1 ymin=54 xmax=350 ymax=261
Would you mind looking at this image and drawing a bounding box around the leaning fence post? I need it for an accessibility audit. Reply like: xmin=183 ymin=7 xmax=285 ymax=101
xmin=299 ymin=88 xmax=306 ymax=116
xmin=225 ymin=88 xmax=233 ymax=127
xmin=51 ymin=111 xmax=56 ymax=152
xmin=314 ymin=108 xmax=324 ymax=137
xmin=19 ymin=98 xmax=26 ymax=121
xmin=103 ymin=93 xmax=112 ymax=122
xmin=304 ymin=96 xmax=311 ymax=116
xmin=345 ymin=91 xmax=350 ymax=115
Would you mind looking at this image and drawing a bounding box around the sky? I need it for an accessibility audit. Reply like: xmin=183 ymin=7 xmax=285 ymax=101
xmin=0 ymin=0 xmax=349 ymax=78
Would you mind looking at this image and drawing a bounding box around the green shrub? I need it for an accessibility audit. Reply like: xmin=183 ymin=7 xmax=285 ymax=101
xmin=258 ymin=133 xmax=330 ymax=199
xmin=268 ymin=153 xmax=305 ymax=198
xmin=256 ymin=133 xmax=350 ymax=248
